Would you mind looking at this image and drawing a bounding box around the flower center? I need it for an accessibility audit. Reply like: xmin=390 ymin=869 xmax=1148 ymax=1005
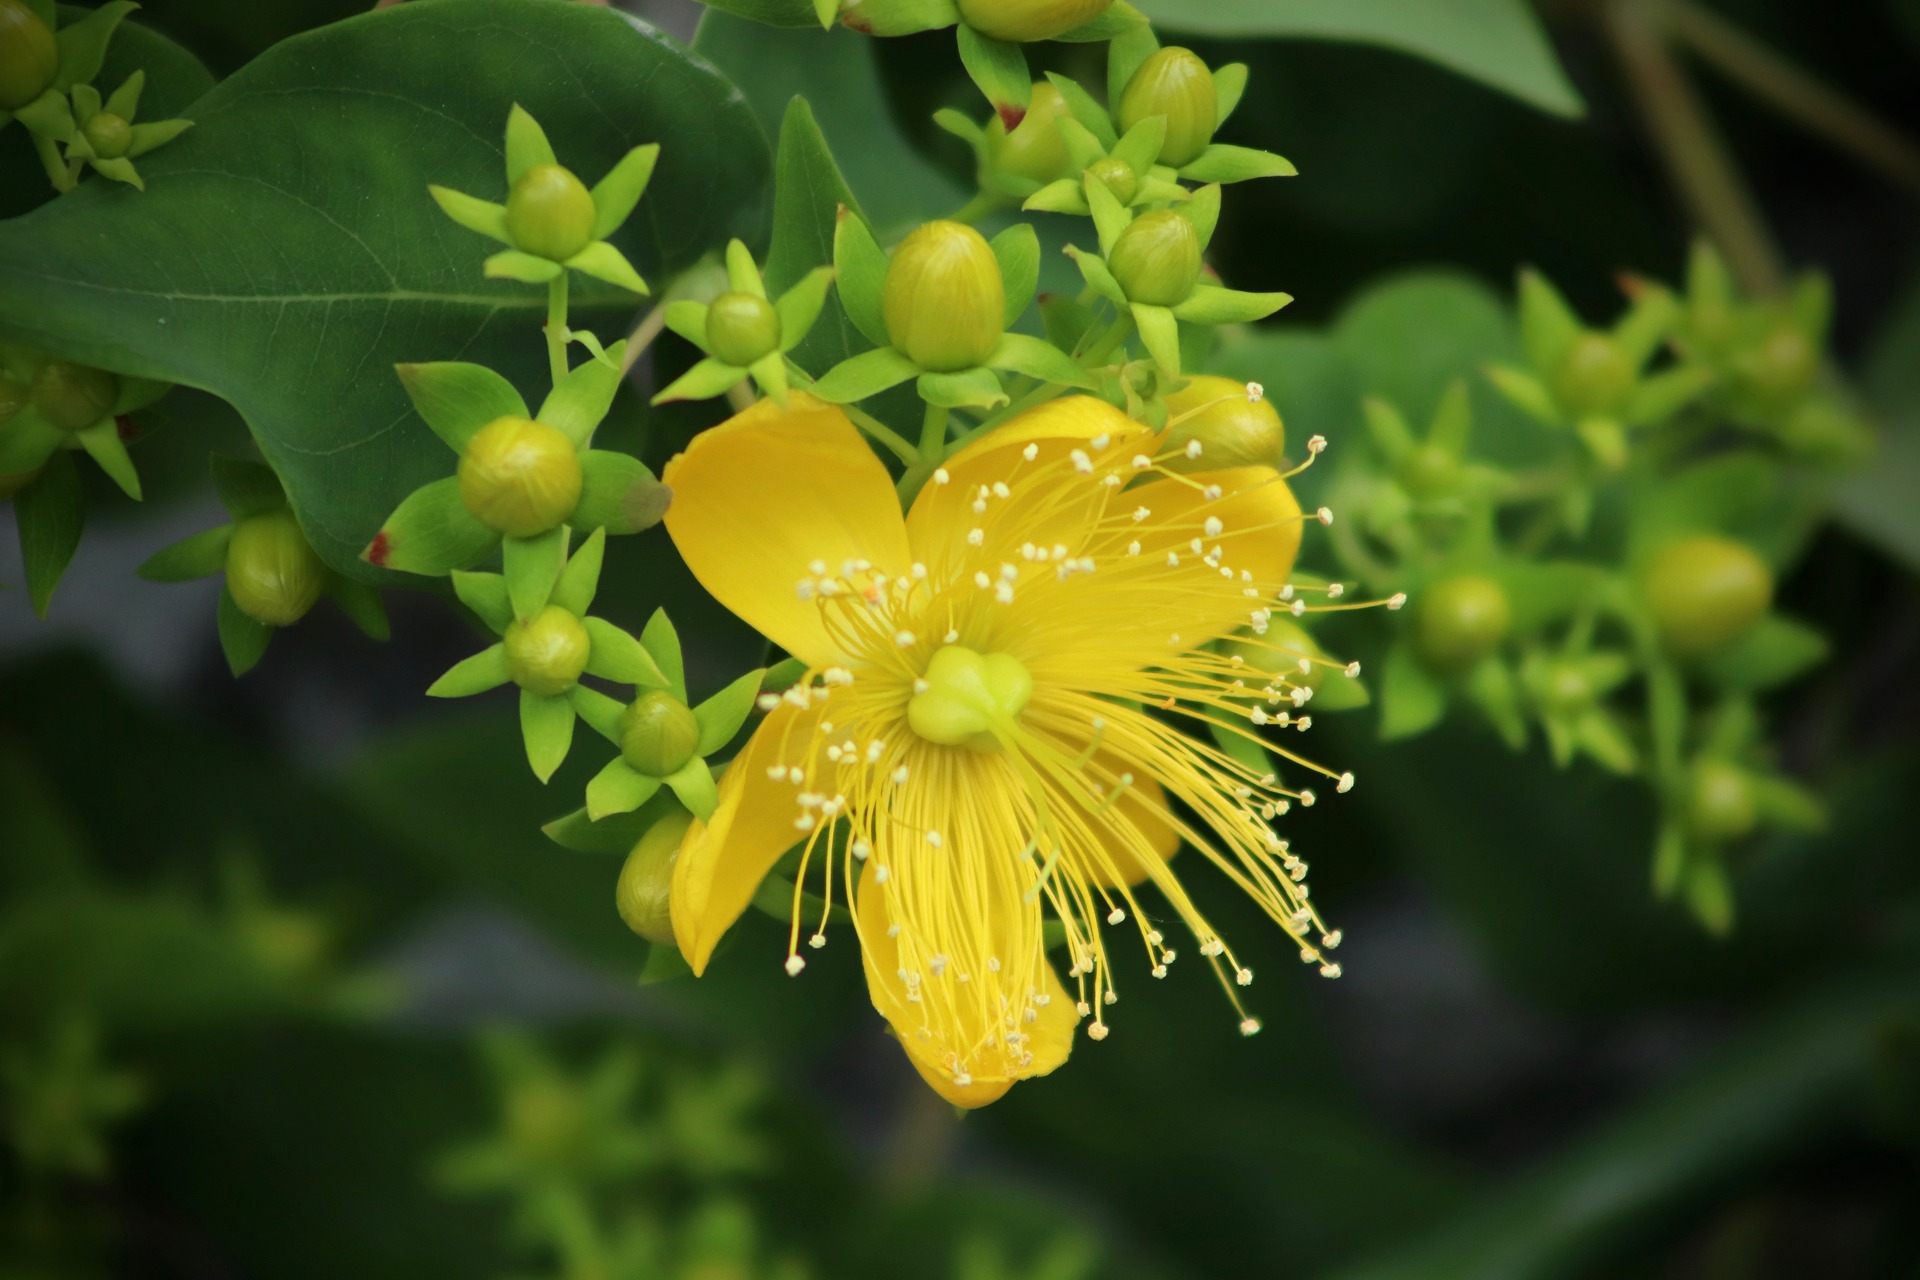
xmin=906 ymin=645 xmax=1032 ymax=752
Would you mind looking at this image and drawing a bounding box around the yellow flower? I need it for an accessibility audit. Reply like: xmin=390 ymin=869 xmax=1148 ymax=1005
xmin=662 ymin=393 xmax=1347 ymax=1107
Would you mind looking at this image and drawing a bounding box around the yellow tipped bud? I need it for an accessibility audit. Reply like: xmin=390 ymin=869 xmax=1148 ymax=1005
xmin=82 ymin=112 xmax=133 ymax=160
xmin=504 ymin=605 xmax=591 ymax=696
xmin=883 ymin=221 xmax=1006 ymax=373
xmin=504 ymin=163 xmax=597 ymax=262
xmin=1118 ymin=48 xmax=1218 ymax=168
xmin=620 ymin=690 xmax=701 ymax=777
xmin=225 ymin=511 xmax=326 ymax=627
xmin=1108 ymin=210 xmax=1201 ymax=307
xmin=705 ymin=291 xmax=782 ymax=366
xmin=457 ymin=416 xmax=582 ymax=537
xmin=1551 ymin=333 xmax=1634 ymax=416
xmin=984 ymin=82 xmax=1073 ymax=186
xmin=0 ymin=0 xmax=57 ymax=112
xmin=1162 ymin=376 xmax=1285 ymax=471
xmin=1642 ymin=535 xmax=1772 ymax=659
xmin=616 ymin=811 xmax=694 ymax=944
xmin=1686 ymin=758 xmax=1756 ymax=845
xmin=32 ymin=361 xmax=119 ymax=432
xmin=954 ymin=0 xmax=1113 ymax=41
xmin=1412 ymin=575 xmax=1511 ymax=675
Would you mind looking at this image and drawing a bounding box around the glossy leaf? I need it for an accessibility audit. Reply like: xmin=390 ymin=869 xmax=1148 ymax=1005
xmin=14 ymin=453 xmax=83 ymax=619
xmin=137 ymin=525 xmax=231 ymax=583
xmin=216 ymin=587 xmax=272 ymax=676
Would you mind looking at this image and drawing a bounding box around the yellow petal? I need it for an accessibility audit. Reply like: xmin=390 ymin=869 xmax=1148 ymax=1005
xmin=855 ymin=860 xmax=1076 ymax=1108
xmin=670 ymin=699 xmax=825 ymax=975
xmin=663 ymin=394 xmax=912 ymax=668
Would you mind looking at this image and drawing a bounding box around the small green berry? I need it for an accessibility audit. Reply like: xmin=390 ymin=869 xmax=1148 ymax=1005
xmin=1118 ymin=48 xmax=1219 ymax=168
xmin=504 ymin=163 xmax=597 ymax=263
xmin=1642 ymin=535 xmax=1772 ymax=659
xmin=616 ymin=811 xmax=694 ymax=944
xmin=0 ymin=0 xmax=57 ymax=112
xmin=82 ymin=112 xmax=134 ymax=160
xmin=1685 ymin=758 xmax=1756 ymax=845
xmin=953 ymin=0 xmax=1113 ymax=41
xmin=1397 ymin=443 xmax=1459 ymax=498
xmin=225 ymin=511 xmax=326 ymax=627
xmin=1108 ymin=210 xmax=1201 ymax=307
xmin=705 ymin=291 xmax=782 ymax=367
xmin=882 ymin=221 xmax=1006 ymax=373
xmin=1086 ymin=156 xmax=1138 ymax=205
xmin=503 ymin=605 xmax=591 ymax=696
xmin=32 ymin=362 xmax=119 ymax=432
xmin=457 ymin=417 xmax=582 ymax=537
xmin=620 ymin=690 xmax=701 ymax=777
xmin=1551 ymin=333 xmax=1634 ymax=417
xmin=1412 ymin=575 xmax=1511 ymax=675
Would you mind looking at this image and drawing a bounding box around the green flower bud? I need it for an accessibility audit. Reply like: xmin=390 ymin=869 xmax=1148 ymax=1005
xmin=882 ymin=220 xmax=1006 ymax=373
xmin=1550 ymin=333 xmax=1634 ymax=417
xmin=1642 ymin=535 xmax=1772 ymax=659
xmin=1397 ymin=443 xmax=1460 ymax=498
xmin=0 ymin=373 xmax=25 ymax=423
xmin=1108 ymin=210 xmax=1201 ymax=307
xmin=1225 ymin=618 xmax=1325 ymax=693
xmin=1411 ymin=574 xmax=1511 ymax=675
xmin=1733 ymin=321 xmax=1817 ymax=408
xmin=0 ymin=0 xmax=57 ymax=112
xmin=82 ymin=112 xmax=134 ymax=160
xmin=954 ymin=0 xmax=1113 ymax=42
xmin=457 ymin=416 xmax=582 ymax=537
xmin=616 ymin=811 xmax=694 ymax=944
xmin=985 ymin=82 xmax=1072 ymax=186
xmin=1535 ymin=660 xmax=1595 ymax=715
xmin=1161 ymin=376 xmax=1284 ymax=471
xmin=1118 ymin=48 xmax=1219 ymax=168
xmin=32 ymin=361 xmax=119 ymax=432
xmin=504 ymin=163 xmax=597 ymax=263
xmin=705 ymin=291 xmax=781 ymax=367
xmin=503 ymin=605 xmax=591 ymax=695
xmin=1685 ymin=758 xmax=1756 ymax=845
xmin=1086 ymin=155 xmax=1138 ymax=205
xmin=621 ymin=690 xmax=701 ymax=777
xmin=225 ymin=511 xmax=326 ymax=627
xmin=505 ymin=1077 xmax=585 ymax=1165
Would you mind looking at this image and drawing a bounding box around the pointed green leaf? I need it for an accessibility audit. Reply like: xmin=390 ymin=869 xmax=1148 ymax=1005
xmin=52 ymin=1 xmax=138 ymax=91
xmin=1484 ymin=365 xmax=1563 ymax=426
xmin=537 ymin=339 xmax=628 ymax=446
xmin=750 ymin=352 xmax=790 ymax=404
xmin=104 ymin=69 xmax=145 ymax=121
xmin=15 ymin=455 xmax=84 ymax=619
xmin=113 ymin=376 xmax=172 ymax=415
xmin=124 ymin=117 xmax=192 ymax=159
xmin=326 ymin=576 xmax=390 ymax=640
xmin=1058 ymin=0 xmax=1148 ymax=42
xmin=550 ymin=527 xmax=606 ymax=616
xmin=663 ymin=299 xmax=710 ymax=346
xmin=1465 ymin=655 xmax=1526 ymax=749
xmin=568 ymin=685 xmax=627 ymax=743
xmin=652 ymin=357 xmax=748 ymax=406
xmin=1110 ymin=116 xmax=1167 ymax=178
xmin=1651 ymin=819 xmax=1687 ymax=898
xmin=1752 ymin=776 xmax=1825 ymax=833
xmin=1171 ymin=285 xmax=1291 ymax=326
xmin=695 ymin=668 xmax=767 ymax=755
xmin=1214 ymin=61 xmax=1248 ymax=123
xmin=543 ymin=805 xmax=654 ymax=854
xmin=398 ymin=362 xmax=529 ymax=451
xmin=1106 ymin=23 xmax=1160 ymax=116
xmin=640 ymin=940 xmax=693 ymax=984
xmin=986 ymin=333 xmax=1094 ymax=388
xmin=988 ymin=223 xmax=1039 ymax=327
xmin=1131 ymin=303 xmax=1181 ymax=377
xmin=565 ymin=241 xmax=649 ymax=295
xmin=1575 ymin=709 xmax=1640 ymax=774
xmin=89 ymin=156 xmax=145 ymax=190
xmin=1696 ymin=615 xmax=1829 ymax=692
xmin=933 ymin=106 xmax=985 ymax=149
xmin=1379 ymin=643 xmax=1447 ymax=740
xmin=1022 ymin=178 xmax=1089 ymax=216
xmin=1361 ymin=397 xmax=1416 ymax=464
xmin=1612 ymin=290 xmax=1677 ymax=366
xmin=1429 ymin=379 xmax=1474 ymax=455
xmin=1624 ymin=365 xmax=1714 ymax=428
xmin=218 ymin=586 xmax=274 ymax=676
xmin=811 ymin=346 xmax=921 ymax=404
xmin=1066 ymin=246 xmax=1127 ymax=308
xmin=452 ymin=570 xmax=513 ymax=634
xmin=1791 ymin=272 xmax=1832 ymax=343
xmin=641 ymin=608 xmax=686 ymax=700
xmin=587 ymin=757 xmax=661 ymax=820
xmin=427 ymin=644 xmax=512 ymax=698
xmin=591 ymin=143 xmax=660 ymax=239
xmin=1684 ymin=853 xmax=1734 ymax=937
xmin=956 ymin=26 xmax=1030 ymax=116
xmin=775 ymin=265 xmax=836 ymax=353
xmin=430 ymin=186 xmax=512 ymax=243
xmin=521 ymin=688 xmax=575 ymax=783
xmin=503 ymin=524 xmax=568 ymax=620
xmin=484 ymin=249 xmax=563 ymax=284
xmin=1044 ymin=72 xmax=1117 ymax=150
xmin=1179 ymin=182 xmax=1222 ymax=250
xmin=663 ymin=755 xmax=719 ymax=821
xmin=1309 ymin=669 xmax=1371 ymax=711
xmin=1084 ymin=175 xmax=1130 ymax=258
xmin=918 ymin=368 xmax=1008 ymax=410
xmin=74 ymin=422 xmax=141 ymax=500
xmin=138 ymin=525 xmax=231 ymax=582
xmin=832 ymin=209 xmax=890 ymax=349
xmin=575 ymin=450 xmax=669 ymax=536
xmin=1518 ymin=269 xmax=1581 ymax=373
xmin=724 ymin=238 xmax=764 ymax=297
xmin=504 ymin=103 xmax=556 ymax=185
xmin=1180 ymin=143 xmax=1295 ymax=184
xmin=584 ymin=617 xmax=669 ymax=687
xmin=365 ymin=476 xmax=497 ymax=576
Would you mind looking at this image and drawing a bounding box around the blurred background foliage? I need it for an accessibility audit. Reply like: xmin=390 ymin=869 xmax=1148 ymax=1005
xmin=3 ymin=0 xmax=1919 ymax=1277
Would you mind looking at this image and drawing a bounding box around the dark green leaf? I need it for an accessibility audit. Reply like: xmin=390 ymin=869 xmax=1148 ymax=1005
xmin=14 ymin=452 xmax=84 ymax=619
xmin=216 ymin=586 xmax=272 ymax=676
xmin=137 ymin=524 xmax=231 ymax=582
xmin=211 ymin=454 xmax=289 ymax=521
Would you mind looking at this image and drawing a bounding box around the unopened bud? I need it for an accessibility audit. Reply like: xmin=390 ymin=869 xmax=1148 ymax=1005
xmin=1411 ymin=575 xmax=1511 ymax=675
xmin=1642 ymin=534 xmax=1772 ymax=659
xmin=1109 ymin=210 xmax=1201 ymax=307
xmin=1162 ymin=375 xmax=1285 ymax=470
xmin=883 ymin=220 xmax=1005 ymax=373
xmin=620 ymin=690 xmax=701 ymax=777
xmin=1685 ymin=758 xmax=1756 ymax=845
xmin=82 ymin=112 xmax=133 ymax=160
xmin=954 ymin=0 xmax=1113 ymax=42
xmin=1551 ymin=333 xmax=1634 ymax=416
xmin=32 ymin=361 xmax=118 ymax=432
xmin=985 ymin=81 xmax=1072 ymax=185
xmin=1118 ymin=48 xmax=1218 ymax=168
xmin=616 ymin=811 xmax=694 ymax=944
xmin=1537 ymin=660 xmax=1594 ymax=714
xmin=457 ymin=416 xmax=582 ymax=536
xmin=504 ymin=163 xmax=597 ymax=262
xmin=0 ymin=0 xmax=57 ymax=112
xmin=1733 ymin=321 xmax=1817 ymax=408
xmin=705 ymin=291 xmax=782 ymax=366
xmin=504 ymin=604 xmax=591 ymax=695
xmin=1397 ymin=443 xmax=1460 ymax=498
xmin=1086 ymin=155 xmax=1138 ymax=205
xmin=225 ymin=511 xmax=326 ymax=627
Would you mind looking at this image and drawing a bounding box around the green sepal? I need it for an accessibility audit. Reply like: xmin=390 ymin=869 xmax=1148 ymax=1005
xmin=956 ymin=26 xmax=1029 ymax=116
xmin=74 ymin=422 xmax=140 ymax=500
xmin=1752 ymin=775 xmax=1826 ymax=832
xmin=1624 ymin=365 xmax=1715 ymax=428
xmin=776 ymin=265 xmax=836 ymax=353
xmin=1684 ymin=853 xmax=1734 ymax=937
xmin=88 ymin=156 xmax=143 ymax=190
xmin=934 ymin=106 xmax=985 ymax=150
xmin=584 ymin=617 xmax=669 ymax=687
xmin=811 ymin=347 xmax=921 ymax=404
xmin=1057 ymin=1 xmax=1147 ymax=42
xmin=695 ymin=669 xmax=767 ymax=756
xmin=640 ymin=941 xmax=693 ymax=984
xmin=137 ymin=525 xmax=231 ymax=582
xmin=1378 ymin=643 xmax=1446 ymax=740
xmin=663 ymin=299 xmax=709 ymax=346
xmin=1040 ymin=292 xmax=1097 ymax=352
xmin=13 ymin=88 xmax=72 ymax=142
xmin=1131 ymin=303 xmax=1181 ymax=377
xmin=653 ymin=357 xmax=747 ymax=406
xmin=1310 ymin=670 xmax=1371 ymax=712
xmin=327 ymin=576 xmax=390 ymax=641
xmin=1022 ymin=178 xmax=1088 ymax=216
xmin=451 ymin=570 xmax=513 ymax=634
xmin=365 ymin=476 xmax=497 ymax=576
xmin=587 ymin=757 xmax=662 ymax=821
xmin=832 ymin=210 xmax=890 ymax=349
xmin=1180 ymin=144 xmax=1296 ymax=184
xmin=125 ymin=118 xmax=191 ymax=159
xmin=1172 ymin=285 xmax=1291 ymax=326
xmin=428 ymin=187 xmax=510 ymax=244
xmin=1517 ymin=269 xmax=1581 ymax=373
xmin=15 ymin=454 xmax=84 ymax=619
xmin=1362 ymin=397 xmax=1415 ymax=464
xmin=1573 ymin=708 xmax=1640 ymax=775
xmin=551 ymin=526 xmax=605 ymax=615
xmin=1043 ymin=72 xmax=1117 ymax=150
xmin=112 ymin=376 xmax=171 ymax=416
xmin=1084 ymin=174 xmax=1129 ymax=256
xmin=538 ymin=341 xmax=628 ymax=446
xmin=763 ymin=656 xmax=808 ymax=692
xmin=988 ymin=224 xmax=1039 ymax=327
xmin=1178 ymin=183 xmax=1222 ymax=250
xmin=504 ymin=104 xmax=556 ymax=185
xmin=1612 ymin=290 xmax=1677 ymax=365
xmin=1696 ymin=615 xmax=1829 ymax=692
xmin=1214 ymin=62 xmax=1249 ymax=123
xmin=427 ymin=644 xmax=513 ymax=698
xmin=1106 ymin=23 xmax=1160 ymax=116
xmin=484 ymin=250 xmax=563 ymax=284
xmin=1109 ymin=115 xmax=1165 ymax=178
xmin=663 ymin=755 xmax=719 ymax=822
xmin=1464 ymin=656 xmax=1526 ymax=750
xmin=575 ymin=451 xmax=669 ymax=536
xmin=724 ymin=239 xmax=763 ymax=297
xmin=543 ymin=805 xmax=653 ymax=855
xmin=986 ymin=333 xmax=1093 ymax=388
xmin=398 ymin=362 xmax=529 ymax=452
xmin=0 ymin=407 xmax=60 ymax=476
xmin=565 ymin=242 xmax=649 ymax=295
xmin=641 ymin=608 xmax=687 ymax=700
xmin=52 ymin=1 xmax=137 ymax=92
xmin=503 ymin=525 xmax=568 ymax=621
xmin=750 ymin=354 xmax=790 ymax=405
xmin=210 ymin=454 xmax=289 ymax=521
xmin=568 ymin=685 xmax=626 ymax=743
xmin=103 ymin=69 xmax=143 ymax=121
xmin=591 ymin=143 xmax=660 ymax=240
xmin=1484 ymin=365 xmax=1562 ymax=426
xmin=1208 ymin=719 xmax=1270 ymax=778
xmin=1652 ymin=819 xmax=1688 ymax=899
xmin=521 ymin=688 xmax=575 ymax=783
xmin=1065 ymin=247 xmax=1127 ymax=308
xmin=918 ymin=367 xmax=1007 ymax=410
xmin=217 ymin=586 xmax=273 ymax=677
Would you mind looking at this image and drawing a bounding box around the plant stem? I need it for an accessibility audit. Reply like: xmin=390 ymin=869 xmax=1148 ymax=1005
xmin=545 ymin=273 xmax=570 ymax=385
xmin=615 ymin=303 xmax=668 ymax=378
xmin=1078 ymin=310 xmax=1136 ymax=368
xmin=896 ymin=404 xmax=951 ymax=502
xmin=725 ymin=382 xmax=756 ymax=414
xmin=846 ymin=405 xmax=919 ymax=465
xmin=946 ymin=190 xmax=1005 ymax=225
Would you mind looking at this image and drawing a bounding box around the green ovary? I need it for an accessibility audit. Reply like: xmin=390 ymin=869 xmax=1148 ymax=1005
xmin=907 ymin=646 xmax=1033 ymax=752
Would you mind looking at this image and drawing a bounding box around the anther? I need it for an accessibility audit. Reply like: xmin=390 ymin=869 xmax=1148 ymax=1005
xmin=1337 ymin=772 xmax=1355 ymax=793
xmin=1089 ymin=1022 xmax=1109 ymax=1040
xmin=892 ymin=765 xmax=910 ymax=784
xmin=758 ymin=694 xmax=781 ymax=711
xmin=1307 ymin=435 xmax=1326 ymax=454
xmin=933 ymin=468 xmax=951 ymax=485
xmin=1204 ymin=516 xmax=1224 ymax=537
xmin=1239 ymin=1017 xmax=1262 ymax=1037
xmin=1316 ymin=506 xmax=1334 ymax=526
xmin=1107 ymin=907 xmax=1125 ymax=925
xmin=809 ymin=933 xmax=827 ymax=949
xmin=1022 ymin=443 xmax=1039 ymax=461
xmin=851 ymin=839 xmax=872 ymax=860
xmin=895 ymin=630 xmax=916 ymax=647
xmin=1246 ymin=382 xmax=1264 ymax=402
xmin=785 ymin=955 xmax=806 ymax=976
xmin=1235 ymin=968 xmax=1253 ymax=986
xmin=874 ymin=866 xmax=891 ymax=883
xmin=1185 ymin=439 xmax=1203 ymax=459
xmin=925 ymin=830 xmax=943 ymax=847
xmin=1387 ymin=592 xmax=1408 ymax=610
xmin=1320 ymin=963 xmax=1342 ymax=979
xmin=967 ymin=528 xmax=984 ymax=546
